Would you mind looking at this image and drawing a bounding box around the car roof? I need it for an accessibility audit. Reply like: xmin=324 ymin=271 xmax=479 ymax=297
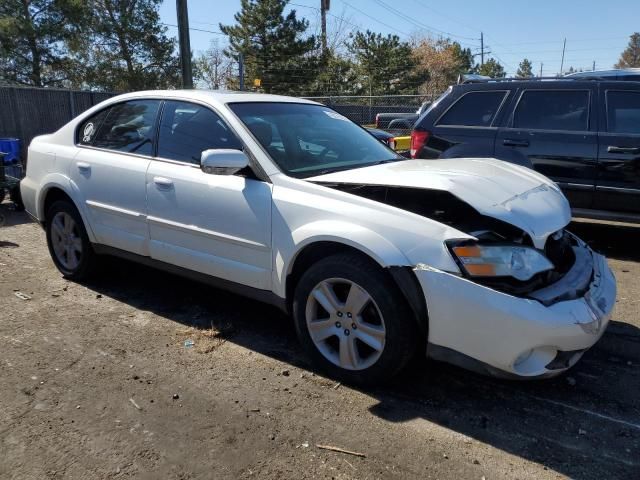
xmin=454 ymin=77 xmax=640 ymax=92
xmin=565 ymin=68 xmax=640 ymax=78
xmin=102 ymin=89 xmax=321 ymax=108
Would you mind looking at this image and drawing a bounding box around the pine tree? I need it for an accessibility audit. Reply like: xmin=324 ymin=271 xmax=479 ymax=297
xmin=220 ymin=0 xmax=317 ymax=95
xmin=70 ymin=0 xmax=180 ymax=91
xmin=0 ymin=0 xmax=83 ymax=86
xmin=516 ymin=58 xmax=533 ymax=78
xmin=615 ymin=33 xmax=640 ymax=68
xmin=348 ymin=30 xmax=420 ymax=95
xmin=477 ymin=58 xmax=506 ymax=78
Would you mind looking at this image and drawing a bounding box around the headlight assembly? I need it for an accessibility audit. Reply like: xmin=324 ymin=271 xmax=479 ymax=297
xmin=450 ymin=244 xmax=554 ymax=281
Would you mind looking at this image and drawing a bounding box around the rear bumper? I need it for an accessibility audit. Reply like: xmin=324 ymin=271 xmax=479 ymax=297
xmin=415 ymin=244 xmax=616 ymax=378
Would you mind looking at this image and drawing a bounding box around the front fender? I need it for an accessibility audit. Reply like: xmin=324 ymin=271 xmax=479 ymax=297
xmin=272 ymin=220 xmax=410 ymax=298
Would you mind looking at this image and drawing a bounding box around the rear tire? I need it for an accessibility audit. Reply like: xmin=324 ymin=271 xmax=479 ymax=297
xmin=293 ymin=252 xmax=419 ymax=385
xmin=45 ymin=200 xmax=97 ymax=280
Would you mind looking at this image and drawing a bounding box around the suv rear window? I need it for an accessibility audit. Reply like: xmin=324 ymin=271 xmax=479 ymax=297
xmin=513 ymin=90 xmax=589 ymax=131
xmin=436 ymin=91 xmax=507 ymax=127
xmin=606 ymin=91 xmax=640 ymax=134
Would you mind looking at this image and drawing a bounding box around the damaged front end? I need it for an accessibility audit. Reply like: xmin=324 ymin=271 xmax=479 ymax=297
xmin=321 ymin=183 xmax=580 ymax=300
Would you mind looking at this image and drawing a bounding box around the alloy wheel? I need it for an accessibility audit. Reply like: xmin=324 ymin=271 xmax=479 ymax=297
xmin=50 ymin=211 xmax=83 ymax=271
xmin=305 ymin=278 xmax=386 ymax=371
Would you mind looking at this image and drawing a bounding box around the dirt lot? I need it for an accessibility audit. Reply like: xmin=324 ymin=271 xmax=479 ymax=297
xmin=1 ymin=205 xmax=639 ymax=480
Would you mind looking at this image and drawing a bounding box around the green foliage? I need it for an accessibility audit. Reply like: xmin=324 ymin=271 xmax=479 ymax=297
xmin=477 ymin=58 xmax=506 ymax=78
xmin=0 ymin=0 xmax=84 ymax=86
xmin=516 ymin=58 xmax=533 ymax=78
xmin=220 ymin=0 xmax=317 ymax=94
xmin=70 ymin=0 xmax=180 ymax=91
xmin=307 ymin=53 xmax=359 ymax=95
xmin=450 ymin=42 xmax=474 ymax=73
xmin=615 ymin=33 xmax=640 ymax=68
xmin=348 ymin=30 xmax=421 ymax=95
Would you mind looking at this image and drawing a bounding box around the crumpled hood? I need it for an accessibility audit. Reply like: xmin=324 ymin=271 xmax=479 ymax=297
xmin=308 ymin=158 xmax=571 ymax=248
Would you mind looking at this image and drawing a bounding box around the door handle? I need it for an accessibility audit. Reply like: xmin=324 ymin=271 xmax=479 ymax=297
xmin=76 ymin=161 xmax=91 ymax=171
xmin=153 ymin=176 xmax=173 ymax=188
xmin=607 ymin=146 xmax=640 ymax=154
xmin=503 ymin=139 xmax=530 ymax=147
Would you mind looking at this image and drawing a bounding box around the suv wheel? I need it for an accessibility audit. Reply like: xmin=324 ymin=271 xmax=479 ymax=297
xmin=293 ymin=253 xmax=418 ymax=385
xmin=46 ymin=200 xmax=97 ymax=280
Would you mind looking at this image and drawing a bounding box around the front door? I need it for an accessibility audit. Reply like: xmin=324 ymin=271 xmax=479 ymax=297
xmin=495 ymin=87 xmax=598 ymax=209
xmin=595 ymin=86 xmax=640 ymax=214
xmin=145 ymin=100 xmax=272 ymax=290
xmin=71 ymin=99 xmax=161 ymax=255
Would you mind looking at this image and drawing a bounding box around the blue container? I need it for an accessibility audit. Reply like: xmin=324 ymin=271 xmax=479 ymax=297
xmin=0 ymin=138 xmax=21 ymax=164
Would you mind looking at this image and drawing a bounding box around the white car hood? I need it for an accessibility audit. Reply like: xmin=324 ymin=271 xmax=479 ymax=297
xmin=308 ymin=158 xmax=571 ymax=248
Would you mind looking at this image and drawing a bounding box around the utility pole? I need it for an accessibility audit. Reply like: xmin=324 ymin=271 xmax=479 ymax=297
xmin=559 ymin=37 xmax=566 ymax=76
xmin=320 ymin=0 xmax=330 ymax=56
xmin=480 ymin=32 xmax=484 ymax=66
xmin=238 ymin=53 xmax=244 ymax=91
xmin=539 ymin=62 xmax=543 ymax=77
xmin=176 ymin=0 xmax=193 ymax=89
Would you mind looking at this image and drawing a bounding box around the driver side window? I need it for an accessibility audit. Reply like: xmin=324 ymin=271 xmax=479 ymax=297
xmin=157 ymin=100 xmax=242 ymax=164
xmin=92 ymin=100 xmax=161 ymax=155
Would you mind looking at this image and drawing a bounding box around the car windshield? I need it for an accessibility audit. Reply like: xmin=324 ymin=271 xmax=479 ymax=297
xmin=228 ymin=102 xmax=402 ymax=178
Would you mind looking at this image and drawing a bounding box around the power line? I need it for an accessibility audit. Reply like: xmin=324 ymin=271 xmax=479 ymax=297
xmin=372 ymin=0 xmax=478 ymax=44
xmin=407 ymin=0 xmax=478 ymax=35
xmin=161 ymin=22 xmax=227 ymax=36
xmin=337 ymin=0 xmax=412 ymax=37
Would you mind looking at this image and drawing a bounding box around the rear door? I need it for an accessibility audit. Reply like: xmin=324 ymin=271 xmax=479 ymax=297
xmin=495 ymin=86 xmax=598 ymax=209
xmin=72 ymin=99 xmax=161 ymax=255
xmin=594 ymin=85 xmax=640 ymax=214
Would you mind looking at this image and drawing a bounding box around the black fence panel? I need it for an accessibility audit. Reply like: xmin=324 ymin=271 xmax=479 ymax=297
xmin=0 ymin=86 xmax=115 ymax=158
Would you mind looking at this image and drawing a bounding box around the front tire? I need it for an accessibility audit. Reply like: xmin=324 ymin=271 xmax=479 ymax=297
xmin=293 ymin=253 xmax=419 ymax=385
xmin=46 ymin=200 xmax=97 ymax=280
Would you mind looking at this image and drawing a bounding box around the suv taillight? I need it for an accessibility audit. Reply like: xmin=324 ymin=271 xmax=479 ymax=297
xmin=410 ymin=130 xmax=430 ymax=158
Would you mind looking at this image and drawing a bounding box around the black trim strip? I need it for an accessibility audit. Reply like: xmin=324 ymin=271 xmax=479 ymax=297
xmin=92 ymin=244 xmax=287 ymax=312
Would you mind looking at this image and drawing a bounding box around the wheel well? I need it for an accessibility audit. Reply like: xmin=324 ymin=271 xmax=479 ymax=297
xmin=285 ymin=242 xmax=427 ymax=335
xmin=42 ymin=188 xmax=73 ymax=225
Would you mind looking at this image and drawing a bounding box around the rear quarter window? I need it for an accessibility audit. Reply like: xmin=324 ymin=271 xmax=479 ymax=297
xmin=436 ymin=90 xmax=507 ymax=127
xmin=77 ymin=108 xmax=110 ymax=146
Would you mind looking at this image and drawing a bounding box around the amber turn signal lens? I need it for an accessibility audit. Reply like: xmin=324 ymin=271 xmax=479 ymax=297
xmin=452 ymin=245 xmax=482 ymax=257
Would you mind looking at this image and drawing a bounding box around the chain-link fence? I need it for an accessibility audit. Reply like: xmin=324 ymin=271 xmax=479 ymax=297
xmin=303 ymin=94 xmax=439 ymax=135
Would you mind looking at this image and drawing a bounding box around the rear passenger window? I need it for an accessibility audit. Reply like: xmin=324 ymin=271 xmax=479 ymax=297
xmin=157 ymin=101 xmax=242 ymax=164
xmin=513 ymin=90 xmax=589 ymax=131
xmin=92 ymin=100 xmax=161 ymax=155
xmin=437 ymin=91 xmax=507 ymax=127
xmin=607 ymin=91 xmax=640 ymax=134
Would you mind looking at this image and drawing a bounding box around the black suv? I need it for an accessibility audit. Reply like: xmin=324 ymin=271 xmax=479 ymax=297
xmin=410 ymin=78 xmax=640 ymax=222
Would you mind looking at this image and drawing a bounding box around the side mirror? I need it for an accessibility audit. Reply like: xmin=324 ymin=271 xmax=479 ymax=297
xmin=200 ymin=149 xmax=249 ymax=175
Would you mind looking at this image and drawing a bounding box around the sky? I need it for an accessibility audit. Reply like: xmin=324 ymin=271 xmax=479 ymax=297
xmin=159 ymin=0 xmax=640 ymax=77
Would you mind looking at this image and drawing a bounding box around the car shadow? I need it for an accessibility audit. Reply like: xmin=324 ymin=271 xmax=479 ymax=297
xmin=80 ymin=257 xmax=640 ymax=480
xmin=0 ymin=205 xmax=32 ymax=228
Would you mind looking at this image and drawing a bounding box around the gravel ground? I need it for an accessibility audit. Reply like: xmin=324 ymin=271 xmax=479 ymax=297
xmin=1 ymin=204 xmax=639 ymax=480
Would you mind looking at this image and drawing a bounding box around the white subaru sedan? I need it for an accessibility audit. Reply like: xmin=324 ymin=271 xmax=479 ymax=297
xmin=21 ymin=90 xmax=616 ymax=384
